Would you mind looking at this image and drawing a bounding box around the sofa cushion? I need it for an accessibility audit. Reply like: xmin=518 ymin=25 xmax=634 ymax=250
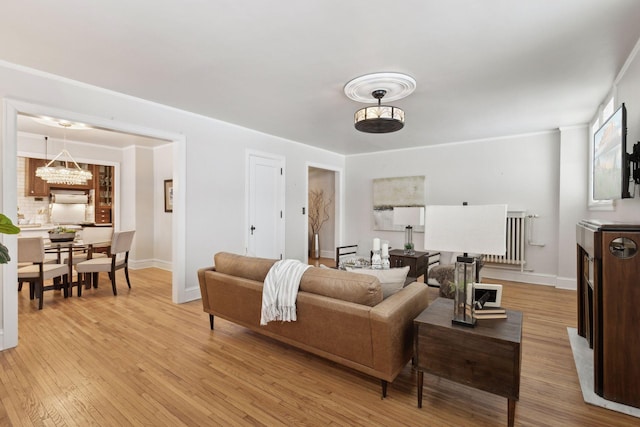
xmin=214 ymin=252 xmax=277 ymax=282
xmin=346 ymin=266 xmax=410 ymax=298
xmin=213 ymin=253 xmax=383 ymax=307
xmin=300 ymin=267 xmax=383 ymax=307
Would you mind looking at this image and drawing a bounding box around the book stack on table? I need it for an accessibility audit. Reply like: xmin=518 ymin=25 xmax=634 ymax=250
xmin=474 ymin=306 xmax=507 ymax=319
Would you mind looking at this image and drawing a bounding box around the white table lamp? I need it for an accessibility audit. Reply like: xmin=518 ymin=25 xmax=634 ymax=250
xmin=393 ymin=206 xmax=425 ymax=255
xmin=424 ymin=204 xmax=507 ymax=327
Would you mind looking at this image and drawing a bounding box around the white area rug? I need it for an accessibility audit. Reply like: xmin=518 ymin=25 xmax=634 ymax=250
xmin=567 ymin=327 xmax=640 ymax=418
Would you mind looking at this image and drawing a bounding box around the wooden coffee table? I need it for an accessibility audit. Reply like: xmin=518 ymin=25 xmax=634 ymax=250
xmin=414 ymin=298 xmax=523 ymax=427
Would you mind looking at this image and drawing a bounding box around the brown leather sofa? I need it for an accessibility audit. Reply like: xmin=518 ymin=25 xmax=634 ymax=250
xmin=197 ymin=252 xmax=430 ymax=397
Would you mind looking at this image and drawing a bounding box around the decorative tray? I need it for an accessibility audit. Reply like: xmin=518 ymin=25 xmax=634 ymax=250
xmin=49 ymin=232 xmax=76 ymax=242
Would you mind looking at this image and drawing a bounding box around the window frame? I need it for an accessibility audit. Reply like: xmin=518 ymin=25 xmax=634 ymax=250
xmin=588 ymin=95 xmax=616 ymax=211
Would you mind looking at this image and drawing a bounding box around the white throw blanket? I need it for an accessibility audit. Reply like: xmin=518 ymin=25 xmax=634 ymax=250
xmin=260 ymin=259 xmax=311 ymax=325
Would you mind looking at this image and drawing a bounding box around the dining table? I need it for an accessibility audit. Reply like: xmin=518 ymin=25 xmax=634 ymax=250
xmin=45 ymin=240 xmax=110 ymax=295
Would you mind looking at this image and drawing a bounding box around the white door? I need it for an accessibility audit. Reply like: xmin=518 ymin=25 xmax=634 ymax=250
xmin=247 ymin=153 xmax=284 ymax=259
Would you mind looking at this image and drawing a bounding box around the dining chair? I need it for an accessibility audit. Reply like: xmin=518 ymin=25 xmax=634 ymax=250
xmin=18 ymin=250 xmax=60 ymax=267
xmin=17 ymin=237 xmax=70 ymax=310
xmin=75 ymin=230 xmax=135 ymax=296
xmin=63 ymin=226 xmax=112 ymax=265
xmin=18 ymin=234 xmax=67 ymax=293
xmin=335 ymin=244 xmax=359 ymax=269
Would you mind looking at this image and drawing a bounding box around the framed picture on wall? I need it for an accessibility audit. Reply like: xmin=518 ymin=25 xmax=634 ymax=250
xmin=372 ymin=175 xmax=425 ymax=231
xmin=164 ymin=179 xmax=173 ymax=212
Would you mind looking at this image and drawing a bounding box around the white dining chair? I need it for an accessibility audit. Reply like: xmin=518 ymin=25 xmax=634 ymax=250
xmin=17 ymin=237 xmax=70 ymax=310
xmin=63 ymin=226 xmax=112 ymax=266
xmin=75 ymin=230 xmax=135 ymax=296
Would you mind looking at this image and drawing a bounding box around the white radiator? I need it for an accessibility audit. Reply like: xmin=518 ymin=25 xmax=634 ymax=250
xmin=484 ymin=211 xmax=526 ymax=271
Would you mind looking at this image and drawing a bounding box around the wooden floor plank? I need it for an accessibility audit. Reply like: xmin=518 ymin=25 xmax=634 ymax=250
xmin=0 ymin=267 xmax=635 ymax=426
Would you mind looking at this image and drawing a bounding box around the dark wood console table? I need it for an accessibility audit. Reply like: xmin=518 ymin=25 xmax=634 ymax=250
xmin=576 ymin=219 xmax=640 ymax=409
xmin=389 ymin=249 xmax=439 ymax=282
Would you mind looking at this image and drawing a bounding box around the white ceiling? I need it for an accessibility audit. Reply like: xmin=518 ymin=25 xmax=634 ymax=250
xmin=3 ymin=0 xmax=640 ymax=155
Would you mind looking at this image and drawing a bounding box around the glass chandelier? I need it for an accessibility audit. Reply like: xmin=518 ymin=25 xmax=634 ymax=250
xmin=36 ymin=124 xmax=93 ymax=185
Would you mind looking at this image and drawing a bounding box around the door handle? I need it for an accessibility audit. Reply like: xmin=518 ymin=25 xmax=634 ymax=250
xmin=250 ymin=225 xmax=256 ymax=235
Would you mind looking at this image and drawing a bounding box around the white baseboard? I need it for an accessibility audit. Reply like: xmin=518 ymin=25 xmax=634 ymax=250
xmin=308 ymin=250 xmax=335 ymax=261
xmin=482 ymin=267 xmax=557 ymax=287
xmin=483 ymin=267 xmax=578 ymax=290
xmin=183 ymin=286 xmax=202 ymax=302
xmin=556 ymin=276 xmax=577 ymax=290
xmin=129 ymin=258 xmax=173 ymax=271
xmin=126 ymin=258 xmax=199 ymax=302
xmin=152 ymin=260 xmax=173 ymax=271
xmin=129 ymin=258 xmax=155 ymax=269
xmin=320 ymin=249 xmax=334 ymax=259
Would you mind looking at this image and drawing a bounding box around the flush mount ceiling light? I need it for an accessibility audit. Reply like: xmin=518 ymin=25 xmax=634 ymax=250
xmin=36 ymin=122 xmax=93 ymax=185
xmin=353 ymin=89 xmax=405 ymax=133
xmin=344 ymin=72 xmax=416 ymax=134
xmin=32 ymin=116 xmax=91 ymax=130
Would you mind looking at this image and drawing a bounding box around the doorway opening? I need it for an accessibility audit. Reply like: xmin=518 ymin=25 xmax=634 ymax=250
xmin=307 ymin=165 xmax=342 ymax=267
xmin=1 ymin=99 xmax=187 ymax=350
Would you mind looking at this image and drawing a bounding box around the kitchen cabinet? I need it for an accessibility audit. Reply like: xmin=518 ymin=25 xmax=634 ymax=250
xmin=95 ymin=207 xmax=112 ymax=224
xmin=25 ymin=157 xmax=49 ymax=197
xmin=96 ymin=165 xmax=113 ymax=207
xmin=25 ymin=157 xmax=94 ymax=195
xmin=24 ymin=157 xmax=115 ymax=225
xmin=95 ymin=165 xmax=114 ymax=224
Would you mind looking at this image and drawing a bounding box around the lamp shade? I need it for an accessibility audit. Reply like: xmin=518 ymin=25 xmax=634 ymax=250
xmin=393 ymin=207 xmax=425 ymax=226
xmin=424 ymin=204 xmax=507 ymax=255
xmin=354 ymin=105 xmax=405 ymax=133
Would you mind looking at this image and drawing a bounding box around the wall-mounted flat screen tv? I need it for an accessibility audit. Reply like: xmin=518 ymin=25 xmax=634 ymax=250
xmin=593 ymin=103 xmax=630 ymax=200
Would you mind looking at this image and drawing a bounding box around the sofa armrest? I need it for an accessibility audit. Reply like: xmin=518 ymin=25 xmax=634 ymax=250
xmin=369 ymin=282 xmax=430 ymax=381
xmin=197 ymin=266 xmax=216 ymax=312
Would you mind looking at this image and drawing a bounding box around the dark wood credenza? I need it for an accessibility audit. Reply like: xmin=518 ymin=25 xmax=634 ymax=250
xmin=576 ymin=220 xmax=640 ymax=409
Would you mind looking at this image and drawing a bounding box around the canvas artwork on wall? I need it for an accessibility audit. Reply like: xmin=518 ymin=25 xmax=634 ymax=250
xmin=372 ymin=175 xmax=425 ymax=231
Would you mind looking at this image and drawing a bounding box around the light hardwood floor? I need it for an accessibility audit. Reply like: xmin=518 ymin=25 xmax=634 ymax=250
xmin=0 ymin=267 xmax=635 ymax=426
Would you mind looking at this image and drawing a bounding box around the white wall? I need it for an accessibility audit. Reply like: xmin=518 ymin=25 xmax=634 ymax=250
xmin=133 ymin=146 xmax=155 ymax=266
xmin=187 ymin=133 xmax=344 ymax=263
xmin=154 ymin=144 xmax=173 ymax=270
xmin=345 ymin=132 xmax=566 ymax=285
xmin=557 ymin=126 xmax=589 ymax=288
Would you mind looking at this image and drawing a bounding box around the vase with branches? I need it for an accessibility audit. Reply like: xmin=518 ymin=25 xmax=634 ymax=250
xmin=308 ymin=189 xmax=332 ymax=259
